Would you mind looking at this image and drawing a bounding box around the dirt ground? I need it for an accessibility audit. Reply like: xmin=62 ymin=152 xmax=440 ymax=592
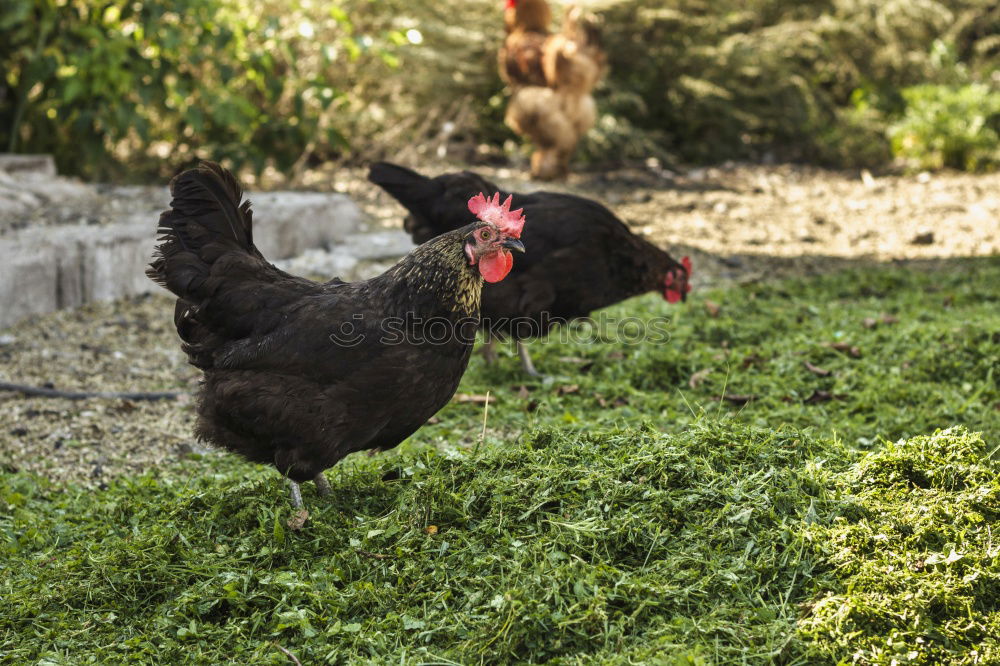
xmin=315 ymin=160 xmax=999 ymax=281
xmin=1 ymin=162 xmax=997 ymax=485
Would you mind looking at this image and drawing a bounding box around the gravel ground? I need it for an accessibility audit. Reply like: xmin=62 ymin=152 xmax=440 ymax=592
xmin=0 ymin=294 xmax=199 ymax=486
xmin=2 ymin=162 xmax=997 ymax=485
xmin=304 ymin=160 xmax=999 ymax=280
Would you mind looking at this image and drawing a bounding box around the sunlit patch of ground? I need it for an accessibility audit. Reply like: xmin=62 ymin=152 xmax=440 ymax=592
xmin=302 ymin=161 xmax=1000 ymax=283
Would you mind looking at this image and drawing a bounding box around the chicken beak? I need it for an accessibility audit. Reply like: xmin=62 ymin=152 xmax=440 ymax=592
xmin=502 ymin=238 xmax=526 ymax=253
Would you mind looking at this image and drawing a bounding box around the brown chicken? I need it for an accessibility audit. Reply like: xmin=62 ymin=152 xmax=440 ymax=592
xmin=499 ymin=0 xmax=606 ymax=180
xmin=148 ymin=163 xmax=525 ymax=506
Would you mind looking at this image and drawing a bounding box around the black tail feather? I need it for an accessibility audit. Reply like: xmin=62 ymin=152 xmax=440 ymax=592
xmin=170 ymin=161 xmax=253 ymax=249
xmin=147 ymin=161 xmax=256 ymax=299
xmin=367 ymin=162 xmax=442 ymax=212
xmin=369 ymin=161 xmax=502 ymax=245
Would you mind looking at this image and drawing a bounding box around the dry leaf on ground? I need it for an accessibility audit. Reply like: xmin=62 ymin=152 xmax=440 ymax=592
xmin=689 ymin=368 xmax=712 ymax=389
xmin=286 ymin=509 xmax=309 ymax=531
xmin=803 ymin=361 xmax=831 ymax=377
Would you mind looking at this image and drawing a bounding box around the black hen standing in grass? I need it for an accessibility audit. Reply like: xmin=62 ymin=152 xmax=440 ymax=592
xmin=148 ymin=162 xmax=525 ymax=506
xmin=369 ymin=161 xmax=690 ymax=376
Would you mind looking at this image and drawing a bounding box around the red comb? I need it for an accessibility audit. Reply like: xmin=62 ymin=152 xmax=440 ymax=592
xmin=468 ymin=192 xmax=525 ymax=238
xmin=682 ymin=256 xmax=692 ymax=273
xmin=506 ymin=0 xmax=517 ymax=7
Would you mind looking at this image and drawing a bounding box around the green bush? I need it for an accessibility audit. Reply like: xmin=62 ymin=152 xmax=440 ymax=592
xmin=1 ymin=0 xmax=998 ymax=178
xmin=0 ymin=0 xmax=410 ymax=180
xmin=889 ymin=83 xmax=1000 ymax=171
xmin=592 ymin=0 xmax=1000 ymax=168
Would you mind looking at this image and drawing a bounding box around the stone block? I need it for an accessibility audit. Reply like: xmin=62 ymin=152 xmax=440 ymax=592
xmin=341 ymin=231 xmax=415 ymax=261
xmin=251 ymin=191 xmax=362 ymax=258
xmin=0 ymin=240 xmax=58 ymax=328
xmin=0 ymin=189 xmax=364 ymax=329
xmin=79 ymin=224 xmax=153 ymax=302
xmin=0 ymin=154 xmax=56 ymax=176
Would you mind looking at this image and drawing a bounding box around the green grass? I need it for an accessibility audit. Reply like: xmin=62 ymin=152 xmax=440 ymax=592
xmin=2 ymin=258 xmax=999 ymax=664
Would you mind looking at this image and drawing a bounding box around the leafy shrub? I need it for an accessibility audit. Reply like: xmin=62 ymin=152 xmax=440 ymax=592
xmin=889 ymin=83 xmax=1000 ymax=171
xmin=592 ymin=0 xmax=1000 ymax=167
xmin=1 ymin=0 xmax=998 ymax=178
xmin=0 ymin=0 xmax=410 ymax=180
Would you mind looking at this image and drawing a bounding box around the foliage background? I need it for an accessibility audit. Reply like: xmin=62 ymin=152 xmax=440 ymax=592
xmin=0 ymin=0 xmax=998 ymax=180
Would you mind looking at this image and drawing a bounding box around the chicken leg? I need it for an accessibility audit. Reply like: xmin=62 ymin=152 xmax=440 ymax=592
xmin=480 ymin=335 xmax=499 ymax=364
xmin=517 ymin=340 xmax=542 ymax=377
xmin=288 ymin=480 xmax=304 ymax=508
xmin=287 ymin=474 xmax=332 ymax=508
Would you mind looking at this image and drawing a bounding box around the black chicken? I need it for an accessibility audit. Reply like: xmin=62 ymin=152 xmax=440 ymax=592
xmin=148 ymin=162 xmax=525 ymax=506
xmin=369 ymin=161 xmax=690 ymax=376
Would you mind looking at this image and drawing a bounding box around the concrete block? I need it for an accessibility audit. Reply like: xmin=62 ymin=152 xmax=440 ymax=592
xmin=0 ymin=188 xmax=365 ymax=329
xmin=251 ymin=191 xmax=362 ymax=258
xmin=0 ymin=154 xmax=56 ymax=176
xmin=0 ymin=158 xmax=100 ymax=228
xmin=79 ymin=224 xmax=153 ymax=302
xmin=53 ymin=233 xmax=85 ymax=308
xmin=0 ymin=240 xmax=58 ymax=328
xmin=273 ymin=231 xmax=415 ymax=282
xmin=0 ymin=171 xmax=44 ymax=224
xmin=341 ymin=230 xmax=415 ymax=261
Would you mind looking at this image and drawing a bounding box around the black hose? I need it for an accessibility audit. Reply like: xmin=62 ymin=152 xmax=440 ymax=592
xmin=0 ymin=381 xmax=184 ymax=401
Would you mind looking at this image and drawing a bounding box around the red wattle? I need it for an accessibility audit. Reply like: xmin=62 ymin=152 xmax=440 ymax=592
xmin=479 ymin=249 xmax=513 ymax=283
xmin=666 ymin=289 xmax=682 ymax=304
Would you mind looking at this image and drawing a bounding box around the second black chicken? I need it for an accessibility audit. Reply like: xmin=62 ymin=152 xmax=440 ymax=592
xmin=369 ymin=161 xmax=691 ymax=376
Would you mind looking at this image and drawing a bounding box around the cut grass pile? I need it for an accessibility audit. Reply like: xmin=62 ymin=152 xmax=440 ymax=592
xmin=1 ymin=426 xmax=997 ymax=664
xmin=799 ymin=428 xmax=1000 ymax=665
xmin=1 ymin=257 xmax=999 ymax=664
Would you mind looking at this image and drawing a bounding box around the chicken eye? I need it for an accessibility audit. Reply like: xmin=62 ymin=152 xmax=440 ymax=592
xmin=479 ymin=229 xmax=491 ymax=241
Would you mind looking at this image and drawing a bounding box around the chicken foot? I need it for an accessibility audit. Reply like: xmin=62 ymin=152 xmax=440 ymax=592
xmin=314 ymin=473 xmax=332 ymax=497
